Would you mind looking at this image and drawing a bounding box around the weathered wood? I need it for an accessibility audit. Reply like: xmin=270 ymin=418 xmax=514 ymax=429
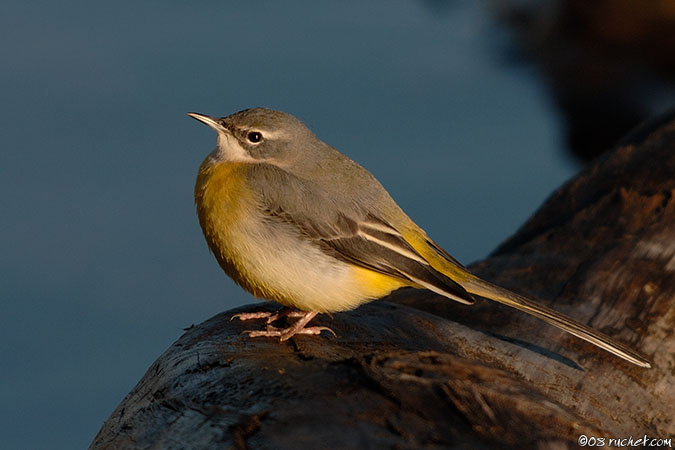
xmin=90 ymin=112 xmax=675 ymax=450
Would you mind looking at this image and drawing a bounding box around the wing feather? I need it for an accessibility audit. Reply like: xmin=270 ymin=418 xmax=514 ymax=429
xmin=250 ymin=165 xmax=474 ymax=304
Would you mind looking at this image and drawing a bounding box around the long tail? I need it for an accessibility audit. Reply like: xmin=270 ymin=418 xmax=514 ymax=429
xmin=461 ymin=277 xmax=651 ymax=368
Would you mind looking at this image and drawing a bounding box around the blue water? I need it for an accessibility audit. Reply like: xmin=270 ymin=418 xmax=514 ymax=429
xmin=0 ymin=1 xmax=575 ymax=448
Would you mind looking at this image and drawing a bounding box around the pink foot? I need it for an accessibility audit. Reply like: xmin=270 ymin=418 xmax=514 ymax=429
xmin=243 ymin=325 xmax=336 ymax=341
xmin=232 ymin=309 xmax=335 ymax=341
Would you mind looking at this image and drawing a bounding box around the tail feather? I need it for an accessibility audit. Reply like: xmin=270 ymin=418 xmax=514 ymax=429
xmin=461 ymin=277 xmax=651 ymax=368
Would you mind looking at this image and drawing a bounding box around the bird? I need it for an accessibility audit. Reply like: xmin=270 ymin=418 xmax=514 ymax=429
xmin=188 ymin=107 xmax=651 ymax=368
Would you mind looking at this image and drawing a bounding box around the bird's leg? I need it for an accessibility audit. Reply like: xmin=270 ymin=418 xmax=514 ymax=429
xmin=237 ymin=310 xmax=335 ymax=341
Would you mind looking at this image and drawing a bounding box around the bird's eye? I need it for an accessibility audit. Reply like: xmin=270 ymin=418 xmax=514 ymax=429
xmin=247 ymin=131 xmax=263 ymax=143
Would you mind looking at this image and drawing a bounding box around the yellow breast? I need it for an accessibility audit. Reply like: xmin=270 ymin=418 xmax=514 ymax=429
xmin=194 ymin=158 xmax=259 ymax=292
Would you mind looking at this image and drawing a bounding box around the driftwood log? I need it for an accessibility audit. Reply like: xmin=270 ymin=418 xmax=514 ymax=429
xmin=90 ymin=112 xmax=675 ymax=449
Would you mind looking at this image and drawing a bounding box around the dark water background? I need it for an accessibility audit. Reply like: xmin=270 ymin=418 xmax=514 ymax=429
xmin=3 ymin=1 xmax=673 ymax=448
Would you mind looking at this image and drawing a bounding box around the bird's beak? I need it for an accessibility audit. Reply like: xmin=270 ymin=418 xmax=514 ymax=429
xmin=187 ymin=112 xmax=229 ymax=134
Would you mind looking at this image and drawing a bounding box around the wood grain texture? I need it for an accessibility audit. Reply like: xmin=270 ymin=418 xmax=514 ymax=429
xmin=90 ymin=111 xmax=675 ymax=450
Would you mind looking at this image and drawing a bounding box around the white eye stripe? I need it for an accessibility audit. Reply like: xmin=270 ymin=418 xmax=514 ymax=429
xmin=241 ymin=128 xmax=290 ymax=140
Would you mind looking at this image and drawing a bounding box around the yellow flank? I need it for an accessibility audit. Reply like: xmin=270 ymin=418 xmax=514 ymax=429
xmin=349 ymin=265 xmax=411 ymax=299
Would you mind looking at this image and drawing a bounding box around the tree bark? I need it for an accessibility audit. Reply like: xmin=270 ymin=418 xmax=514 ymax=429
xmin=90 ymin=111 xmax=675 ymax=450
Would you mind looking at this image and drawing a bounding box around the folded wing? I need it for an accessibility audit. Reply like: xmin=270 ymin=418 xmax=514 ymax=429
xmin=249 ymin=164 xmax=475 ymax=305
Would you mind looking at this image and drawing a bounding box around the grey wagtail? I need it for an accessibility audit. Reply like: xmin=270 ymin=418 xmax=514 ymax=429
xmin=188 ymin=107 xmax=651 ymax=368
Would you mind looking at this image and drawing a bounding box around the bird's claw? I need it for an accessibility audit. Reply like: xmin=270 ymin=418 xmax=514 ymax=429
xmin=241 ymin=325 xmax=336 ymax=341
